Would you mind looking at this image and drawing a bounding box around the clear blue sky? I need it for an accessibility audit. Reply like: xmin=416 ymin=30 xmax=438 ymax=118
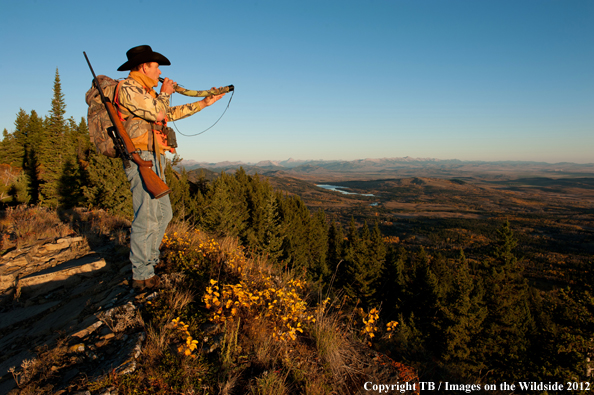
xmin=1 ymin=0 xmax=592 ymax=164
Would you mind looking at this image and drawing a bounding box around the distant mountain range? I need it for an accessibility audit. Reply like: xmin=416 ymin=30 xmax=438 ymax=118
xmin=177 ymin=157 xmax=594 ymax=181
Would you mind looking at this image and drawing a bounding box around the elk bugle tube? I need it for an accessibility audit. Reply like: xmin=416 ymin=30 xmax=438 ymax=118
xmin=158 ymin=77 xmax=234 ymax=97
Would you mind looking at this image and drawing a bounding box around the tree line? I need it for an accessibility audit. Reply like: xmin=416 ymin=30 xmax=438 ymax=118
xmin=1 ymin=71 xmax=592 ymax=383
xmin=0 ymin=69 xmax=131 ymax=214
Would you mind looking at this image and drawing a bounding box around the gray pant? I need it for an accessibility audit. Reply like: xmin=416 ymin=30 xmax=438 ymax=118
xmin=125 ymin=151 xmax=173 ymax=281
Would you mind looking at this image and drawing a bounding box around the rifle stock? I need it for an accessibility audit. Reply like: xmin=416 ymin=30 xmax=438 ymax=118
xmin=84 ymin=52 xmax=170 ymax=199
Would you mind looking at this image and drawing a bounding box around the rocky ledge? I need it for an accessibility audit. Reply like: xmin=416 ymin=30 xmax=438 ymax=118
xmin=0 ymin=234 xmax=151 ymax=394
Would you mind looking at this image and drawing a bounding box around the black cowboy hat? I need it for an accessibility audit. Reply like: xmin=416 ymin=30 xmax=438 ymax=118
xmin=117 ymin=45 xmax=171 ymax=71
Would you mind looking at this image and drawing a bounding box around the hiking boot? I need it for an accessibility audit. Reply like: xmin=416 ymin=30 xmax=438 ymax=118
xmin=132 ymin=278 xmax=146 ymax=291
xmin=144 ymin=275 xmax=161 ymax=290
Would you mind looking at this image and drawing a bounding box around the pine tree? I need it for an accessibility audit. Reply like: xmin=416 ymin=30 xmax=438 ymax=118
xmin=58 ymin=117 xmax=90 ymax=208
xmin=379 ymin=245 xmax=408 ymax=316
xmin=24 ymin=110 xmax=44 ymax=204
xmin=305 ymin=209 xmax=329 ymax=281
xmin=1 ymin=109 xmax=29 ymax=167
xmin=439 ymin=249 xmax=487 ymax=375
xmin=277 ymin=195 xmax=313 ymax=273
xmin=342 ymin=219 xmax=384 ymax=307
xmin=81 ymin=148 xmax=133 ymax=218
xmin=37 ymin=69 xmax=68 ymax=207
xmin=327 ymin=221 xmax=345 ymax=272
xmin=165 ymin=159 xmax=198 ymax=223
xmin=410 ymin=247 xmax=445 ymax=352
xmin=200 ymin=171 xmax=248 ymax=238
xmin=478 ymin=220 xmax=535 ymax=379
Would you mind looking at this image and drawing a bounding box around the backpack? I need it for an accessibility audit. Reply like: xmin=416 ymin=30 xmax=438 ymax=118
xmin=85 ymin=75 xmax=123 ymax=158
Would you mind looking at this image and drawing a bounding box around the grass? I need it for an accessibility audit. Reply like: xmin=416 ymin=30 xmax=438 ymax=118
xmin=0 ymin=206 xmax=74 ymax=252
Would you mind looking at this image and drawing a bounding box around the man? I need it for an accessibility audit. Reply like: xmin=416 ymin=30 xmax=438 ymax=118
xmin=116 ymin=45 xmax=225 ymax=291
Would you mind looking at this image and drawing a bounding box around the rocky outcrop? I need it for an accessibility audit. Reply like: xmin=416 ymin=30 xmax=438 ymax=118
xmin=0 ymin=234 xmax=150 ymax=394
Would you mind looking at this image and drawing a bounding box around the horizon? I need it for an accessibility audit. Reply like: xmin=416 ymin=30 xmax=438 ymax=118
xmin=1 ymin=0 xmax=592 ymax=164
xmin=180 ymin=156 xmax=594 ymax=166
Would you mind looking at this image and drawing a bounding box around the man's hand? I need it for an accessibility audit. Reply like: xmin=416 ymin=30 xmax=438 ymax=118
xmin=160 ymin=77 xmax=176 ymax=95
xmin=203 ymin=87 xmax=226 ymax=107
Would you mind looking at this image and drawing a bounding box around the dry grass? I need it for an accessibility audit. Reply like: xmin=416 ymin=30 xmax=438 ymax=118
xmin=63 ymin=207 xmax=131 ymax=248
xmin=249 ymin=370 xmax=289 ymax=395
xmin=8 ymin=338 xmax=69 ymax=393
xmin=96 ymin=302 xmax=144 ymax=333
xmin=1 ymin=205 xmax=75 ymax=251
xmin=142 ymin=324 xmax=173 ymax=367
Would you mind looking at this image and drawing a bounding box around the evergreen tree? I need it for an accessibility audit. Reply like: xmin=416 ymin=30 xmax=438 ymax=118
xmin=478 ymin=220 xmax=535 ymax=379
xmin=200 ymin=171 xmax=248 ymax=238
xmin=342 ymin=219 xmax=384 ymax=307
xmin=260 ymin=191 xmax=284 ymax=261
xmin=379 ymin=245 xmax=408 ymax=316
xmin=37 ymin=69 xmax=68 ymax=207
xmin=409 ymin=247 xmax=445 ymax=352
xmin=81 ymin=148 xmax=132 ymax=218
xmin=305 ymin=209 xmax=329 ymax=281
xmin=242 ymin=172 xmax=282 ymax=259
xmin=439 ymin=250 xmax=487 ymax=375
xmin=327 ymin=221 xmax=344 ymax=262
xmin=24 ymin=110 xmax=45 ymax=204
xmin=165 ymin=159 xmax=198 ymax=223
xmin=277 ymin=194 xmax=314 ymax=273
xmin=1 ymin=109 xmax=29 ymax=167
xmin=58 ymin=117 xmax=90 ymax=208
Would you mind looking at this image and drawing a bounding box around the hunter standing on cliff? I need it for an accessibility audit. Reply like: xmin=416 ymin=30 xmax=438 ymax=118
xmin=116 ymin=45 xmax=226 ymax=291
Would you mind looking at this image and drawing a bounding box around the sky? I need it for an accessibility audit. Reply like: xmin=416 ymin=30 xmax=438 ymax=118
xmin=1 ymin=0 xmax=592 ymax=164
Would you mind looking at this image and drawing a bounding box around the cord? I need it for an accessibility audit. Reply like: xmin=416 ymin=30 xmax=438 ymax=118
xmin=170 ymin=89 xmax=234 ymax=137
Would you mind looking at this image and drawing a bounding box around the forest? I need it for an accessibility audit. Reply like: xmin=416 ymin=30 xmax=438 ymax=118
xmin=1 ymin=70 xmax=593 ymax=386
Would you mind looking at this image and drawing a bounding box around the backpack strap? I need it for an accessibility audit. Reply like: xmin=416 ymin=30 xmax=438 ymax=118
xmin=113 ymin=80 xmax=126 ymax=123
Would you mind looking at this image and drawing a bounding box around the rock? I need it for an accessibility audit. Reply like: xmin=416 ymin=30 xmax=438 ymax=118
xmin=0 ymin=300 xmax=61 ymax=330
xmin=116 ymin=359 xmax=136 ymax=375
xmin=72 ymin=319 xmax=103 ymax=339
xmin=0 ymin=256 xmax=29 ymax=269
xmin=0 ymin=349 xmax=34 ymax=378
xmin=0 ymin=381 xmax=17 ymax=394
xmin=119 ymin=264 xmax=131 ymax=275
xmin=27 ymin=296 xmax=91 ymax=337
xmin=57 ymin=237 xmax=84 ymax=244
xmin=18 ymin=254 xmax=106 ymax=297
xmin=69 ymin=343 xmax=85 ymax=353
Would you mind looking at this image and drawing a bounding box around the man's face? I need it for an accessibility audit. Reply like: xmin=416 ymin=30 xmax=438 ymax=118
xmin=142 ymin=62 xmax=161 ymax=82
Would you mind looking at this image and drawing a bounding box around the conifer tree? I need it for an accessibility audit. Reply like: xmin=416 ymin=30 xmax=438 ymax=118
xmin=439 ymin=250 xmax=487 ymax=375
xmin=306 ymin=209 xmax=329 ymax=281
xmin=59 ymin=118 xmax=88 ymax=208
xmin=410 ymin=247 xmax=445 ymax=351
xmin=342 ymin=219 xmax=384 ymax=307
xmin=479 ymin=220 xmax=535 ymax=379
xmin=165 ymin=159 xmax=198 ymax=223
xmin=277 ymin=195 xmax=314 ymax=273
xmin=200 ymin=171 xmax=248 ymax=238
xmin=81 ymin=147 xmax=132 ymax=219
xmin=37 ymin=69 xmax=68 ymax=207
xmin=24 ymin=110 xmax=45 ymax=203
xmin=327 ymin=220 xmax=345 ymax=277
xmin=243 ymin=173 xmax=279 ymax=256
xmin=379 ymin=245 xmax=408 ymax=315
xmin=1 ymin=110 xmax=29 ymax=167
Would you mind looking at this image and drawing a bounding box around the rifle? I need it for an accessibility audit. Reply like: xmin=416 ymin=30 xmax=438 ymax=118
xmin=83 ymin=52 xmax=171 ymax=199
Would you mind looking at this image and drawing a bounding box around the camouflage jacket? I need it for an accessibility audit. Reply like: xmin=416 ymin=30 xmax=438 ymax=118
xmin=117 ymin=77 xmax=204 ymax=151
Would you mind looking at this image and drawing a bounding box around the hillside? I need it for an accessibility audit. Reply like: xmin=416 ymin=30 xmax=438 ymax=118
xmin=0 ymin=207 xmax=416 ymax=394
